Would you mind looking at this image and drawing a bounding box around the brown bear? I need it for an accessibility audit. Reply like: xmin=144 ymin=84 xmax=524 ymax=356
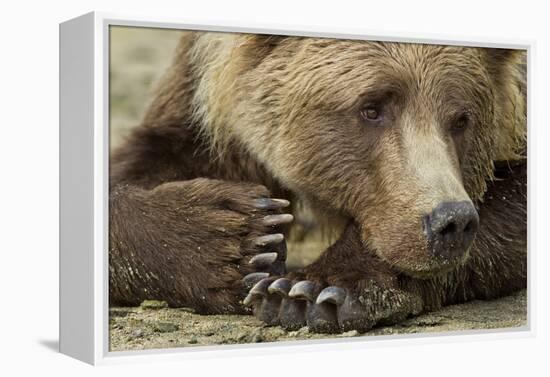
xmin=109 ymin=31 xmax=527 ymax=333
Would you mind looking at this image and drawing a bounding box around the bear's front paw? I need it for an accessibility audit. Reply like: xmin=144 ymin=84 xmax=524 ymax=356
xmin=148 ymin=180 xmax=294 ymax=283
xmin=111 ymin=179 xmax=297 ymax=312
xmin=244 ymin=277 xmax=423 ymax=334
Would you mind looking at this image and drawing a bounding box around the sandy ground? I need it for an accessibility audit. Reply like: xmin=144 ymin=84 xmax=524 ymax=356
xmin=108 ymin=27 xmax=527 ymax=352
xmin=109 ymin=290 xmax=526 ymax=351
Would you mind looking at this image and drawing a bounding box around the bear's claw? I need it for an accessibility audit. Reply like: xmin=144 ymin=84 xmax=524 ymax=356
xmin=262 ymin=214 xmax=294 ymax=226
xmin=253 ymin=198 xmax=290 ymax=210
xmin=267 ymin=278 xmax=292 ymax=296
xmin=244 ymin=277 xmax=420 ymax=334
xmin=288 ymin=280 xmax=320 ymax=301
xmin=244 ymin=277 xmax=369 ymax=333
xmin=242 ymin=198 xmax=291 ymax=285
xmin=243 ymin=272 xmax=270 ymax=287
xmin=254 ymin=233 xmax=285 ymax=246
xmin=316 ymin=286 xmax=346 ymax=305
xmin=249 ymin=252 xmax=278 ymax=267
xmin=243 ymin=198 xmax=294 ymax=278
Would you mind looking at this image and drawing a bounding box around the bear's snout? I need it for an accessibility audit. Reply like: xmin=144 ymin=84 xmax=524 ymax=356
xmin=423 ymin=201 xmax=479 ymax=261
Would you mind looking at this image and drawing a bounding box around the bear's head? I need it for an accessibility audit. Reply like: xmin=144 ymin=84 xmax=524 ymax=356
xmin=191 ymin=34 xmax=526 ymax=278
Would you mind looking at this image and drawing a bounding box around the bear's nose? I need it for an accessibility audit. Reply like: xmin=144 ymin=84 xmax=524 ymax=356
xmin=424 ymin=201 xmax=479 ymax=261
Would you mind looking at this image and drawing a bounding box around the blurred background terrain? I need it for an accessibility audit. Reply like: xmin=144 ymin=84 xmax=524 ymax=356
xmin=110 ymin=26 xmax=183 ymax=148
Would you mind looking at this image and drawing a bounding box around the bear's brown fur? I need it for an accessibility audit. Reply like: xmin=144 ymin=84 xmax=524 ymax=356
xmin=109 ymin=31 xmax=526 ymax=332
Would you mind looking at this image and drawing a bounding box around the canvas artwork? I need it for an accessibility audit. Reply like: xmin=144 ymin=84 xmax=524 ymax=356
xmin=106 ymin=26 xmax=527 ymax=352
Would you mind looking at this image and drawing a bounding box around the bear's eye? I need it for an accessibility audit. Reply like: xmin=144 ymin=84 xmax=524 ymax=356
xmin=452 ymin=113 xmax=471 ymax=132
xmin=360 ymin=106 xmax=382 ymax=122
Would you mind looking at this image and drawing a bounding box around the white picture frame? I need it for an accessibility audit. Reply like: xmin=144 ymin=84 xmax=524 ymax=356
xmin=59 ymin=11 xmax=534 ymax=365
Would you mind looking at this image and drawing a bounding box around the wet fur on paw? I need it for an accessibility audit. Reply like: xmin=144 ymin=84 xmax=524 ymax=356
xmin=109 ymin=178 xmax=292 ymax=314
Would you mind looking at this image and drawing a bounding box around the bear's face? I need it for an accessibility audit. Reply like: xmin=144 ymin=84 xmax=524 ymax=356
xmin=194 ymin=36 xmax=525 ymax=277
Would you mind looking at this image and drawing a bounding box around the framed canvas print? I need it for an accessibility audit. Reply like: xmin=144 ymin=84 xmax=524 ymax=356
xmin=59 ymin=12 xmax=531 ymax=365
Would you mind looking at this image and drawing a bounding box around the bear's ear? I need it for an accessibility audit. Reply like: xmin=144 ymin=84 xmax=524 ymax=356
xmin=483 ymin=48 xmax=524 ymax=76
xmin=237 ymin=34 xmax=287 ymax=69
xmin=485 ymin=48 xmax=518 ymax=61
xmin=483 ymin=47 xmax=527 ymax=162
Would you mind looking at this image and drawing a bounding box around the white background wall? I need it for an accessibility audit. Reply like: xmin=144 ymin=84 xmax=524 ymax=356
xmin=1 ymin=0 xmax=548 ymax=375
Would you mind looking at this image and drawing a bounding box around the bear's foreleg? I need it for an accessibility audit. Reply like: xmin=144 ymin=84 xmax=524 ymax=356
xmin=109 ymin=178 xmax=292 ymax=314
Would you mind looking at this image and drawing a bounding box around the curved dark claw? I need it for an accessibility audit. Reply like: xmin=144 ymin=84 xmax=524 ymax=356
xmin=247 ymin=278 xmax=341 ymax=332
xmin=240 ymin=199 xmax=291 ymax=313
xmin=242 ymin=292 xmax=257 ymax=306
xmin=243 ymin=272 xmax=269 ymax=287
xmin=267 ymin=278 xmax=292 ymax=297
xmin=254 ymin=233 xmax=284 ymax=246
xmin=256 ymin=295 xmax=283 ymax=326
xmin=247 ymin=226 xmax=287 ymax=280
xmin=249 ymin=252 xmax=278 ymax=267
xmin=287 ymin=282 xmax=338 ymax=333
xmin=288 ymin=280 xmax=318 ymax=302
xmin=306 ymin=301 xmax=339 ymax=334
xmin=242 ymin=292 xmax=258 ymax=306
xmin=279 ymin=298 xmax=307 ymax=330
xmin=262 ymin=214 xmax=294 ymax=226
xmin=316 ymin=286 xmax=346 ymax=305
xmin=243 ymin=278 xmax=271 ymax=306
xmin=247 ymin=276 xmax=419 ymax=334
xmin=269 ymin=235 xmax=288 ymax=263
xmin=253 ymin=198 xmax=290 ymax=210
xmin=249 ymin=277 xmax=272 ymax=296
xmin=251 ymin=233 xmax=287 ymax=275
xmin=245 ymin=277 xmax=282 ymax=325
xmin=337 ymin=294 xmax=376 ymax=333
